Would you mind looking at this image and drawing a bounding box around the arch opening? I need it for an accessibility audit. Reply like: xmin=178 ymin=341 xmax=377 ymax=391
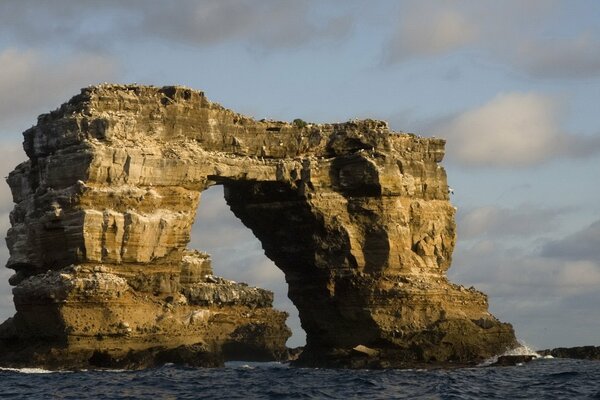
xmin=190 ymin=184 xmax=306 ymax=348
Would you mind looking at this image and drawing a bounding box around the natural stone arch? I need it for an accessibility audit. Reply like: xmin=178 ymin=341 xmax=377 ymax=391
xmin=1 ymin=85 xmax=516 ymax=368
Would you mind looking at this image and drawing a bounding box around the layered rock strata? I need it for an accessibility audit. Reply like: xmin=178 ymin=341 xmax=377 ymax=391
xmin=0 ymin=250 xmax=289 ymax=368
xmin=1 ymin=84 xmax=516 ymax=369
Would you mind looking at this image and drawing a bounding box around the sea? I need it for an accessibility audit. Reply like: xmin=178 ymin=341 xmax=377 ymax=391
xmin=1 ymin=357 xmax=599 ymax=399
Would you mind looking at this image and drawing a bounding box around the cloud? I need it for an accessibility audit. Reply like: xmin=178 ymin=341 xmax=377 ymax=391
xmin=450 ymin=233 xmax=600 ymax=347
xmin=432 ymin=92 xmax=600 ymax=167
xmin=541 ymin=219 xmax=600 ymax=262
xmin=140 ymin=0 xmax=353 ymax=49
xmin=4 ymin=1 xmax=599 ymax=79
xmin=454 ymin=248 xmax=600 ymax=298
xmin=514 ymin=32 xmax=600 ymax=79
xmin=457 ymin=205 xmax=565 ymax=240
xmin=385 ymin=4 xmax=477 ymax=63
xmin=450 ymin=209 xmax=600 ymax=347
xmin=0 ymin=1 xmax=354 ymax=52
xmin=384 ymin=1 xmax=600 ymax=79
xmin=0 ymin=48 xmax=118 ymax=133
xmin=190 ymin=185 xmax=265 ymax=251
xmin=0 ymin=1 xmax=141 ymax=53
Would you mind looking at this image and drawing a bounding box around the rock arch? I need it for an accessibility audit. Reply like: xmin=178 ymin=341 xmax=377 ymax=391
xmin=1 ymin=85 xmax=516 ymax=368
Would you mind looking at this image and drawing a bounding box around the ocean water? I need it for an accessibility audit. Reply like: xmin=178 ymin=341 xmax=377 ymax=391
xmin=1 ymin=359 xmax=599 ymax=399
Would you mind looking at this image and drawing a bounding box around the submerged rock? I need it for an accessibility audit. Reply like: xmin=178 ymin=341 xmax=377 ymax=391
xmin=492 ymin=355 xmax=537 ymax=366
xmin=1 ymin=84 xmax=516 ymax=369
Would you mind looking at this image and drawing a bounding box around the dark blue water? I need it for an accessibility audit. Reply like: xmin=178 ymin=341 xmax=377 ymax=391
xmin=1 ymin=359 xmax=599 ymax=399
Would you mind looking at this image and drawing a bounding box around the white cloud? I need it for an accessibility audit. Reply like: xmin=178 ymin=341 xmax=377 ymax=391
xmin=436 ymin=92 xmax=560 ymax=167
xmin=190 ymin=186 xmax=260 ymax=250
xmin=141 ymin=0 xmax=353 ymax=49
xmin=4 ymin=1 xmax=599 ymax=79
xmin=0 ymin=1 xmax=354 ymax=52
xmin=0 ymin=48 xmax=118 ymax=133
xmin=433 ymin=92 xmax=600 ymax=167
xmin=384 ymin=1 xmax=600 ymax=79
xmin=458 ymin=205 xmax=565 ymax=240
xmin=450 ymin=211 xmax=600 ymax=348
xmin=463 ymin=254 xmax=600 ymax=297
xmin=386 ymin=5 xmax=476 ymax=62
xmin=450 ymin=235 xmax=600 ymax=348
xmin=557 ymin=260 xmax=600 ymax=290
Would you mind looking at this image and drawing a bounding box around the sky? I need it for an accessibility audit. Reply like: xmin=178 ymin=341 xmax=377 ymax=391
xmin=0 ymin=0 xmax=599 ymax=350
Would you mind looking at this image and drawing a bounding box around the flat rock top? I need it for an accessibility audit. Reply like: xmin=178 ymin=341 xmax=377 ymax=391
xmin=27 ymin=83 xmax=445 ymax=162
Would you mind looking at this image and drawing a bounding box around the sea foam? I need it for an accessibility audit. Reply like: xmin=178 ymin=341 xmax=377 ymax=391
xmin=479 ymin=341 xmax=542 ymax=366
xmin=0 ymin=367 xmax=58 ymax=374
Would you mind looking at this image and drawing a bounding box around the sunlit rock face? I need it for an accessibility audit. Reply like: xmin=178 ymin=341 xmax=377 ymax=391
xmin=2 ymin=85 xmax=516 ymax=369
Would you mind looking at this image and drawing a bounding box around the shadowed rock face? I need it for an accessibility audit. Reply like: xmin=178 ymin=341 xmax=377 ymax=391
xmin=1 ymin=84 xmax=516 ymax=369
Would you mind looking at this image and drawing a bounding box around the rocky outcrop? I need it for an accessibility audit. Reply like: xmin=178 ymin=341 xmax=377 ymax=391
xmin=1 ymin=84 xmax=516 ymax=369
xmin=0 ymin=252 xmax=290 ymax=369
xmin=538 ymin=346 xmax=600 ymax=360
xmin=491 ymin=355 xmax=537 ymax=366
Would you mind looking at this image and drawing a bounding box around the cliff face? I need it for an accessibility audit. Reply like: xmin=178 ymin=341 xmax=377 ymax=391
xmin=1 ymin=84 xmax=516 ymax=368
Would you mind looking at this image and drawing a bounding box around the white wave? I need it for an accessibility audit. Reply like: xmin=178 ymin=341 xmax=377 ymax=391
xmin=0 ymin=367 xmax=57 ymax=374
xmin=94 ymin=369 xmax=128 ymax=373
xmin=505 ymin=342 xmax=542 ymax=357
xmin=224 ymin=361 xmax=288 ymax=369
xmin=479 ymin=341 xmax=542 ymax=367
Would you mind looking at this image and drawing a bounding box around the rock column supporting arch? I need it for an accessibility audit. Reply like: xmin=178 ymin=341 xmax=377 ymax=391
xmin=1 ymin=85 xmax=516 ymax=368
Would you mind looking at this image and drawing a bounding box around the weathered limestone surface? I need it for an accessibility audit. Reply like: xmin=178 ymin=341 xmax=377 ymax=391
xmin=1 ymin=84 xmax=516 ymax=369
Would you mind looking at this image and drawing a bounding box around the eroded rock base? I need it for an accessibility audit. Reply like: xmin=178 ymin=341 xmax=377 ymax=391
xmin=291 ymin=274 xmax=516 ymax=369
xmin=0 ymin=255 xmax=290 ymax=369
